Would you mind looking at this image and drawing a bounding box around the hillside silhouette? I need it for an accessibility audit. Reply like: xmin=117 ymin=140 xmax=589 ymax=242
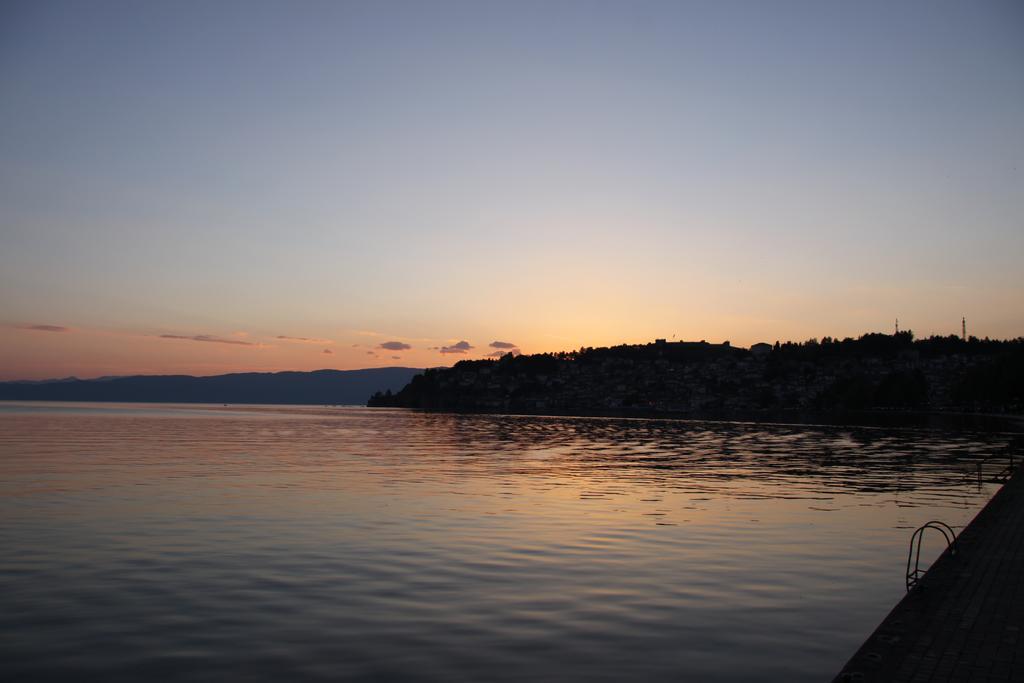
xmin=369 ymin=333 xmax=1023 ymax=417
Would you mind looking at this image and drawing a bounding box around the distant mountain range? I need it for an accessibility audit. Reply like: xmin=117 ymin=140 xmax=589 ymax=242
xmin=0 ymin=368 xmax=423 ymax=405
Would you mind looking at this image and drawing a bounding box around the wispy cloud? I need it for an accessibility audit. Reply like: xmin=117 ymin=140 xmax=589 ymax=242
xmin=439 ymin=340 xmax=473 ymax=354
xmin=322 ymin=348 xmax=334 ymax=355
xmin=379 ymin=341 xmax=412 ymax=351
xmin=277 ymin=335 xmax=334 ymax=345
xmin=489 ymin=340 xmax=517 ymax=349
xmin=16 ymin=324 xmax=70 ymax=333
xmin=159 ymin=334 xmax=262 ymax=347
xmin=353 ymin=330 xmax=435 ymax=342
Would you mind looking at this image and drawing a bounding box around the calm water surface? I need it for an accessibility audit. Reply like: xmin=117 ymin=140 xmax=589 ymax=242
xmin=0 ymin=403 xmax=1013 ymax=681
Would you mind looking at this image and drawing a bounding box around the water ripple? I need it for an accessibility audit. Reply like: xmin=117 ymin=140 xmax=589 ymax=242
xmin=0 ymin=403 xmax=1014 ymax=681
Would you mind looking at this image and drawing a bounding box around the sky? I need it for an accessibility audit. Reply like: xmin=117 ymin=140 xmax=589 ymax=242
xmin=1 ymin=0 xmax=1022 ymax=380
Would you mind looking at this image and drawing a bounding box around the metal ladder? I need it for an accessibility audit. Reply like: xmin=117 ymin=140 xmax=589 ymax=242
xmin=906 ymin=521 xmax=957 ymax=592
xmin=907 ymin=443 xmax=1018 ymax=592
xmin=972 ymin=453 xmax=1015 ymax=485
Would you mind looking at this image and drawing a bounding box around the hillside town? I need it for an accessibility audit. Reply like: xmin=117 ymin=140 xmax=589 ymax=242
xmin=369 ymin=332 xmax=1024 ymax=418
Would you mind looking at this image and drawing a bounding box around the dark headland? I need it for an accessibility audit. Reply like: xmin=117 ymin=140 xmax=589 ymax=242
xmin=370 ymin=332 xmax=1023 ymax=425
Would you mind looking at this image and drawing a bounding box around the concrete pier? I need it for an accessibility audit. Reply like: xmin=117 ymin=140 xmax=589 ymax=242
xmin=834 ymin=470 xmax=1023 ymax=682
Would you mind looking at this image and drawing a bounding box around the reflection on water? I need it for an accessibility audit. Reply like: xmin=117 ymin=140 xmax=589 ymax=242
xmin=0 ymin=403 xmax=1012 ymax=681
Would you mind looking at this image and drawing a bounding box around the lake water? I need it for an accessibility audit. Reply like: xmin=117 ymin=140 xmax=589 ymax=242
xmin=0 ymin=403 xmax=1013 ymax=681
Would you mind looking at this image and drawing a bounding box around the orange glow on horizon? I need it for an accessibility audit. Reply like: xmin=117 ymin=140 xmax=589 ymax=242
xmin=3 ymin=304 xmax=1022 ymax=381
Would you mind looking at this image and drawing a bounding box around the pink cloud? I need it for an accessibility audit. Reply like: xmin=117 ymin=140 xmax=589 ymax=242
xmin=16 ymin=324 xmax=70 ymax=333
xmin=277 ymin=335 xmax=334 ymax=345
xmin=439 ymin=340 xmax=473 ymax=354
xmin=159 ymin=334 xmax=261 ymax=347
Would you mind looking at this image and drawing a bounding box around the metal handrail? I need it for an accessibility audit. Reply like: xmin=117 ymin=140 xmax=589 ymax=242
xmin=970 ymin=447 xmax=1017 ymax=486
xmin=906 ymin=521 xmax=957 ymax=592
xmin=995 ymin=451 xmax=1016 ymax=483
xmin=997 ymin=436 xmax=1022 ymax=480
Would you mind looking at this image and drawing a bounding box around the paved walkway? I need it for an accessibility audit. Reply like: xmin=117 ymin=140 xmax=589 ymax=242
xmin=834 ymin=469 xmax=1024 ymax=682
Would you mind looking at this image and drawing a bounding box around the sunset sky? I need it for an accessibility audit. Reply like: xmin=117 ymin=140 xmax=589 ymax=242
xmin=1 ymin=1 xmax=1022 ymax=380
